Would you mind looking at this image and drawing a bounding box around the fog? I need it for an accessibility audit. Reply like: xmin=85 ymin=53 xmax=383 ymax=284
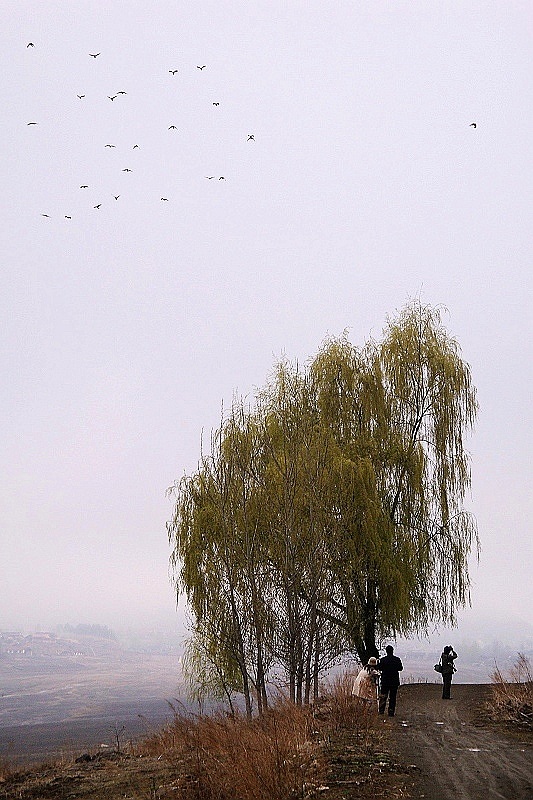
xmin=2 ymin=2 xmax=531 ymax=642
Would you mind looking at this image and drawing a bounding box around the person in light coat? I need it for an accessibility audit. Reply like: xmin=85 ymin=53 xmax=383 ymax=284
xmin=352 ymin=656 xmax=380 ymax=704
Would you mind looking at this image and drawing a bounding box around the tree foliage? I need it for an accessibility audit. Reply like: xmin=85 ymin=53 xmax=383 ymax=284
xmin=309 ymin=302 xmax=479 ymax=660
xmin=168 ymin=301 xmax=479 ymax=709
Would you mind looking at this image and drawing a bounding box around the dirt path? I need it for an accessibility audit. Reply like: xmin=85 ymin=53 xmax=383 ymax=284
xmin=389 ymin=683 xmax=533 ymax=800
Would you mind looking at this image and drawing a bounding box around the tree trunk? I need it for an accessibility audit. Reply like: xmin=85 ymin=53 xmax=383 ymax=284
xmin=313 ymin=629 xmax=320 ymax=701
xmin=249 ymin=569 xmax=268 ymax=715
xmin=287 ymin=588 xmax=297 ymax=703
xmin=304 ymin=603 xmax=317 ymax=704
xmin=228 ymin=584 xmax=253 ymax=717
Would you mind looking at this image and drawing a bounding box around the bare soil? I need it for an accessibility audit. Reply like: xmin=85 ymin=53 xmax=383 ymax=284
xmin=386 ymin=683 xmax=533 ymax=800
xmin=0 ymin=750 xmax=184 ymax=799
xmin=318 ymin=683 xmax=533 ymax=800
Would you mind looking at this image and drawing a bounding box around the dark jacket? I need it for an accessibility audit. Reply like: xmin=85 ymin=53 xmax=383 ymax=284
xmin=377 ymin=653 xmax=403 ymax=687
xmin=440 ymin=649 xmax=457 ymax=675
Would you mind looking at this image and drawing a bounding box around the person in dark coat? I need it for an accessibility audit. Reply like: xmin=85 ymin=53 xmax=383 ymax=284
xmin=440 ymin=645 xmax=458 ymax=699
xmin=377 ymin=645 xmax=403 ymax=716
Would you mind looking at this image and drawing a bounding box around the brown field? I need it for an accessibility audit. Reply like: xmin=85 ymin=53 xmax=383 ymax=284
xmin=0 ymin=651 xmax=184 ymax=765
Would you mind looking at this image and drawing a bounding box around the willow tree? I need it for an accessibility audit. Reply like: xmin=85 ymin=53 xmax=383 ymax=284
xmin=168 ymin=300 xmax=479 ymax=695
xmin=257 ymin=362 xmax=347 ymax=702
xmin=169 ymin=371 xmax=346 ymax=711
xmin=311 ymin=302 xmax=479 ymax=662
xmin=168 ymin=403 xmax=274 ymax=717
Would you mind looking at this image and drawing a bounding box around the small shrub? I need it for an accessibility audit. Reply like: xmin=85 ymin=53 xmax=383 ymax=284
xmin=489 ymin=652 xmax=533 ymax=729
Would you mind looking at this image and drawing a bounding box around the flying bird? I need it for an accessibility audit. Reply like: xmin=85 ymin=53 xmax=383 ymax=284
xmin=197 ymin=65 xmax=206 ymax=70
xmin=122 ymin=168 xmax=132 ymax=172
xmin=114 ymin=195 xmax=120 ymax=200
xmin=169 ymin=69 xmax=178 ymax=75
xmin=65 ymin=215 xmax=72 ymax=219
xmin=41 ymin=213 xmax=50 ymax=217
xmin=161 ymin=197 xmax=168 ymax=201
xmin=27 ymin=42 xmax=35 ymax=48
xmin=168 ymin=125 xmax=177 ymax=130
xmin=219 ymin=176 xmax=225 ymax=180
xmin=205 ymin=176 xmax=215 ymax=179
xmin=117 ymin=91 xmax=127 ymax=95
xmin=93 ymin=204 xmax=101 ymax=209
xmin=213 ymin=102 xmax=220 ymax=106
xmin=105 ymin=144 xmax=115 ymax=148
xmin=89 ymin=53 xmax=100 ymax=58
xmin=247 ymin=134 xmax=255 ymax=141
xmin=80 ymin=185 xmax=89 ymax=188
xmin=77 ymin=94 xmax=85 ymax=99
xmin=108 ymin=95 xmax=117 ymax=101
xmin=132 ymin=144 xmax=139 ymax=149
xmin=27 ymin=122 xmax=38 ymax=125
xmin=469 ymin=122 xmax=477 ymax=128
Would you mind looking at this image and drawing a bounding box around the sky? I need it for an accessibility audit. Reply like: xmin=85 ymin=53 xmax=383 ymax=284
xmin=1 ymin=2 xmax=531 ymax=638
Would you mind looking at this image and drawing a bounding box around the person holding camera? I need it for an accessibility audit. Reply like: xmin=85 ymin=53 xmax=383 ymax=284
xmin=440 ymin=645 xmax=458 ymax=699
xmin=352 ymin=656 xmax=380 ymax=705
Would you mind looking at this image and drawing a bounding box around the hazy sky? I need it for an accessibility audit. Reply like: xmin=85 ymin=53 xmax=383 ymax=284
xmin=2 ymin=2 xmax=531 ymax=635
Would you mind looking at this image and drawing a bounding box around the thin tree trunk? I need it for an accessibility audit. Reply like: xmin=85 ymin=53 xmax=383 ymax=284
xmin=287 ymin=588 xmax=297 ymax=703
xmin=295 ymin=596 xmax=304 ymax=705
xmin=313 ymin=628 xmax=320 ymax=701
xmin=228 ymin=584 xmax=253 ymax=717
xmin=304 ymin=602 xmax=317 ymax=704
xmin=250 ymin=570 xmax=268 ymax=715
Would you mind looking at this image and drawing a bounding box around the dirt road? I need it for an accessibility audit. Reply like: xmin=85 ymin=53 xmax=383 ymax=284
xmin=390 ymin=683 xmax=533 ymax=800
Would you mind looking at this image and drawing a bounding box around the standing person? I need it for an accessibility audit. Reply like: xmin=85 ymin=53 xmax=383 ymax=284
xmin=440 ymin=645 xmax=458 ymax=699
xmin=352 ymin=657 xmax=380 ymax=705
xmin=377 ymin=645 xmax=403 ymax=717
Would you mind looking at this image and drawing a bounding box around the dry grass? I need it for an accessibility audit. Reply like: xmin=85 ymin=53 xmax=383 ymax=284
xmin=140 ymin=697 xmax=325 ymax=799
xmin=488 ymin=653 xmax=533 ymax=730
xmin=317 ymin=670 xmax=377 ymax=745
xmin=139 ymin=675 xmax=377 ymax=800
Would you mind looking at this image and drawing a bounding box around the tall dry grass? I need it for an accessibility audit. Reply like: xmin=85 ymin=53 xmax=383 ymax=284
xmin=140 ymin=673 xmax=375 ymax=800
xmin=318 ymin=669 xmax=378 ymax=748
xmin=489 ymin=652 xmax=533 ymax=730
xmin=141 ymin=698 xmax=324 ymax=800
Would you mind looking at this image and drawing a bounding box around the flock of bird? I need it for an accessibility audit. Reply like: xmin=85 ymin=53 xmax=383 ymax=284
xmin=25 ymin=44 xmax=256 ymax=220
xmin=26 ymin=43 xmax=476 ymax=222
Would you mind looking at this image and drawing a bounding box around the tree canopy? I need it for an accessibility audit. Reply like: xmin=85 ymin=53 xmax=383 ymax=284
xmin=168 ymin=301 xmax=479 ymax=711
